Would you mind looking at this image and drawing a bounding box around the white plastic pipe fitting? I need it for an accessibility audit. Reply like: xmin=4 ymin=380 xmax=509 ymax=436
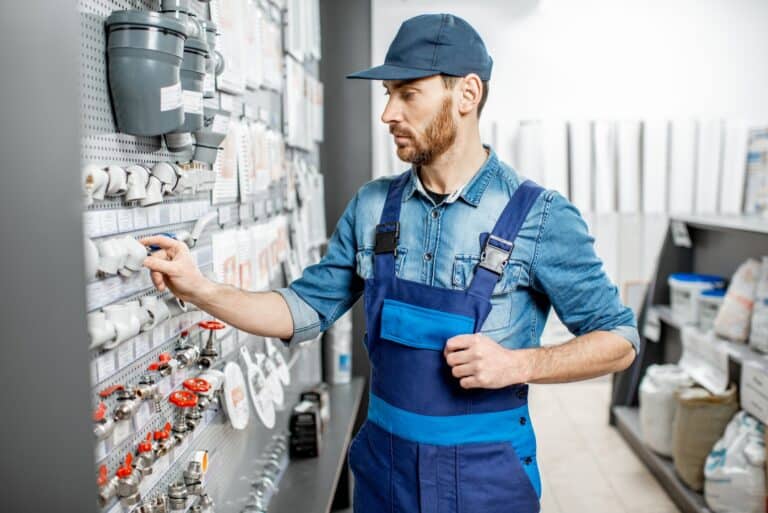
xmin=103 ymin=304 xmax=141 ymax=346
xmin=84 ymin=238 xmax=99 ymax=279
xmin=106 ymin=165 xmax=128 ymax=197
xmin=125 ymin=165 xmax=150 ymax=202
xmin=140 ymin=175 xmax=164 ymax=207
xmin=97 ymin=238 xmax=127 ymax=275
xmin=83 ymin=164 xmax=110 ymax=203
xmin=150 ymin=162 xmax=179 ymax=195
xmin=87 ymin=311 xmax=118 ymax=349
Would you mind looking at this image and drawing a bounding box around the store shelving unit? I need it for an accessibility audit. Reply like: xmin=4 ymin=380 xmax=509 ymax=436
xmin=270 ymin=378 xmax=365 ymax=513
xmin=610 ymin=214 xmax=768 ymax=513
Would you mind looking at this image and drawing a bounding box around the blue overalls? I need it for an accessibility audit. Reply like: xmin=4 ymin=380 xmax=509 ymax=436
xmin=348 ymin=171 xmax=545 ymax=513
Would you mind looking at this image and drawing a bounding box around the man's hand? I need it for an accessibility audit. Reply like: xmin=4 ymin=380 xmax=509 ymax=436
xmin=140 ymin=236 xmax=212 ymax=303
xmin=444 ymin=334 xmax=533 ymax=389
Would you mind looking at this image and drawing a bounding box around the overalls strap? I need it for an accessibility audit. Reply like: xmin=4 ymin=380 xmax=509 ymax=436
xmin=374 ymin=171 xmax=411 ymax=279
xmin=468 ymin=181 xmax=545 ymax=300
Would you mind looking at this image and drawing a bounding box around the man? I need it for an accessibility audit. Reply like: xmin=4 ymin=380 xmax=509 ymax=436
xmin=142 ymin=13 xmax=639 ymax=513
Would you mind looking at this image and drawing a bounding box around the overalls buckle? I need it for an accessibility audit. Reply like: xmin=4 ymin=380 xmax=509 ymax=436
xmin=479 ymin=234 xmax=514 ymax=276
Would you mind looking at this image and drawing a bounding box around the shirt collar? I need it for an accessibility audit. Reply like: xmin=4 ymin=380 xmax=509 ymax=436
xmin=402 ymin=145 xmax=498 ymax=207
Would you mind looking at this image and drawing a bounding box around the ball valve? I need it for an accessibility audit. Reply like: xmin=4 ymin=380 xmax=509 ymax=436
xmin=97 ymin=464 xmax=119 ymax=507
xmin=174 ymin=331 xmax=200 ymax=369
xmin=198 ymin=320 xmax=225 ymax=368
xmin=134 ymin=433 xmax=156 ymax=477
xmin=153 ymin=422 xmax=175 ymax=457
xmin=93 ymin=402 xmax=115 ymax=441
xmin=116 ymin=453 xmax=142 ymax=506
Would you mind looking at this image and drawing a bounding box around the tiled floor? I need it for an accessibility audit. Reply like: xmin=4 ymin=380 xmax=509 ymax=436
xmin=530 ymin=377 xmax=681 ymax=513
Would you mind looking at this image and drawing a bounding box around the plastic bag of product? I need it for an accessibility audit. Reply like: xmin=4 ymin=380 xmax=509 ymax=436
xmin=639 ymin=364 xmax=695 ymax=456
xmin=704 ymin=411 xmax=766 ymax=513
xmin=672 ymin=385 xmax=740 ymax=491
xmin=749 ymin=256 xmax=768 ymax=353
xmin=714 ymin=259 xmax=761 ymax=343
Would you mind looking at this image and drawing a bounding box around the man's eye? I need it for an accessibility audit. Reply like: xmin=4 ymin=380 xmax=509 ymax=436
xmin=403 ymin=92 xmax=414 ymax=100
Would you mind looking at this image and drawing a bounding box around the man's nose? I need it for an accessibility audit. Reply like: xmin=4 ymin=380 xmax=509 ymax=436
xmin=381 ymin=96 xmax=402 ymax=125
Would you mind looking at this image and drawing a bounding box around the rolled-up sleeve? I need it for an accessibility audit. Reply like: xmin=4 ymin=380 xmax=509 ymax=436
xmin=275 ymin=192 xmax=364 ymax=345
xmin=531 ymin=193 xmax=641 ymax=353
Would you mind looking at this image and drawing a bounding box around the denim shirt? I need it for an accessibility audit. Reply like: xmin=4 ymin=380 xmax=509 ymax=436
xmin=277 ymin=148 xmax=640 ymax=352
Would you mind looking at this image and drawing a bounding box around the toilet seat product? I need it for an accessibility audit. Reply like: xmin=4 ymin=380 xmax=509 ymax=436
xmin=239 ymin=346 xmax=276 ymax=429
xmin=221 ymin=361 xmax=250 ymax=430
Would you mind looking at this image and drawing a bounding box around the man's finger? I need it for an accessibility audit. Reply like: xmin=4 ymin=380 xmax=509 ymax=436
xmin=140 ymin=235 xmax=183 ymax=252
xmin=150 ymin=270 xmax=166 ymax=291
xmin=460 ymin=376 xmax=479 ymax=389
xmin=143 ymin=256 xmax=177 ymax=275
xmin=445 ymin=349 xmax=473 ymax=367
xmin=444 ymin=334 xmax=474 ymax=354
xmin=451 ymin=363 xmax=476 ymax=378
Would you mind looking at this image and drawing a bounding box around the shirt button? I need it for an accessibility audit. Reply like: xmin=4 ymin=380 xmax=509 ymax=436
xmin=524 ymin=456 xmax=533 ymax=465
xmin=431 ymin=210 xmax=439 ymax=219
xmin=519 ymin=417 xmax=527 ymax=426
xmin=424 ymin=253 xmax=433 ymax=261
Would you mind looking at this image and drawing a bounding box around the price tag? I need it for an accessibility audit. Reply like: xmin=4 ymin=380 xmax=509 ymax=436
xmin=96 ymin=352 xmax=116 ymax=382
xmin=741 ymin=361 xmax=768 ymax=425
xmin=643 ymin=308 xmax=661 ymax=343
xmin=169 ymin=203 xmax=182 ymax=224
xmin=117 ymin=341 xmax=135 ymax=369
xmin=133 ymin=208 xmax=149 ymax=229
xmin=218 ymin=206 xmax=232 ymax=225
xmin=100 ymin=210 xmax=119 ymax=235
xmin=117 ymin=209 xmax=134 ymax=232
xmin=83 ymin=211 xmax=101 ymax=237
xmin=158 ymin=377 xmax=172 ymax=397
xmin=146 ymin=205 xmax=162 ymax=227
xmin=90 ymin=359 xmax=99 ymax=385
xmin=134 ymin=333 xmax=151 ymax=356
xmin=112 ymin=419 xmax=132 ymax=445
xmin=671 ymin=220 xmax=692 ymax=248
xmin=95 ymin=439 xmax=108 ymax=461
xmin=158 ymin=205 xmax=171 ymax=226
xmin=134 ymin=401 xmax=152 ymax=430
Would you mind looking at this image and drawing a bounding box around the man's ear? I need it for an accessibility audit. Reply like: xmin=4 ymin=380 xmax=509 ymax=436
xmin=457 ymin=74 xmax=482 ymax=116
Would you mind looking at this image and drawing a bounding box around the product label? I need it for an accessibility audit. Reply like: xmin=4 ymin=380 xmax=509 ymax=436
xmin=96 ymin=352 xmax=116 ymax=382
xmin=133 ymin=208 xmax=149 ymax=229
xmin=117 ymin=341 xmax=134 ymax=369
xmin=117 ymin=209 xmax=134 ymax=232
xmin=134 ymin=333 xmax=151 ymax=357
xmin=112 ymin=419 xmax=132 ymax=445
xmin=160 ymin=82 xmax=183 ymax=112
xmin=134 ymin=401 xmax=152 ymax=430
xmin=183 ymin=90 xmax=204 ymax=115
xmin=741 ymin=362 xmax=768 ymax=425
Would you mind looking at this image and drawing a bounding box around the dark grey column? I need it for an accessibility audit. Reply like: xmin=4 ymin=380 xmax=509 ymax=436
xmin=0 ymin=2 xmax=96 ymax=513
xmin=319 ymin=0 xmax=372 ymax=385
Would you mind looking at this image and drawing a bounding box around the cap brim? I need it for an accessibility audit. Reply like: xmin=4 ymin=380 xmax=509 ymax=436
xmin=346 ymin=64 xmax=438 ymax=81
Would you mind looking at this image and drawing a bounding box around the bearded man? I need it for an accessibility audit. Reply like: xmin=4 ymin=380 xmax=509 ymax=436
xmin=142 ymin=13 xmax=639 ymax=513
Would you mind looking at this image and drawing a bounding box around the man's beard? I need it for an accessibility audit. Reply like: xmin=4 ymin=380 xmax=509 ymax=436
xmin=393 ymin=97 xmax=457 ymax=166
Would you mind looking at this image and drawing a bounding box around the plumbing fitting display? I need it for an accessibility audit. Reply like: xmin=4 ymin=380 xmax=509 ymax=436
xmin=105 ymin=10 xmax=187 ymax=136
xmin=140 ymin=175 xmax=165 ymax=207
xmin=116 ymin=453 xmax=142 ymax=506
xmin=169 ymin=389 xmax=198 ymax=434
xmin=199 ymin=20 xmax=220 ymax=98
xmin=97 ymin=238 xmax=126 ymax=275
xmin=165 ymin=35 xmax=209 ymax=153
xmin=87 ymin=311 xmax=116 ymax=349
xmin=83 ymin=164 xmax=110 ymax=204
xmin=125 ymin=165 xmax=150 ymax=202
xmin=193 ymin=108 xmax=228 ymax=164
xmin=198 ymin=320 xmax=225 ymax=368
xmin=103 ymin=303 xmax=142 ymax=345
xmin=168 ymin=479 xmax=189 ymax=511
xmin=239 ymin=345 xmax=276 ymax=429
xmin=140 ymin=295 xmax=170 ymax=327
xmin=105 ymin=165 xmax=128 ymax=196
xmin=183 ymin=460 xmax=204 ymax=495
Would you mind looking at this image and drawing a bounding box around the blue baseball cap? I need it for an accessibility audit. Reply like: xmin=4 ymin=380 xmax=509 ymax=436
xmin=347 ymin=13 xmax=493 ymax=81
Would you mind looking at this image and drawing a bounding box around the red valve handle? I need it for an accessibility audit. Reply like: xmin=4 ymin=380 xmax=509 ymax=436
xmin=137 ymin=433 xmax=153 ymax=453
xmin=158 ymin=352 xmax=172 ymax=363
xmin=183 ymin=378 xmax=211 ymax=393
xmin=169 ymin=390 xmax=198 ymax=408
xmin=148 ymin=362 xmax=160 ymax=371
xmin=116 ymin=453 xmax=133 ymax=478
xmin=153 ymin=422 xmax=172 ymax=441
xmin=97 ymin=465 xmax=108 ymax=487
xmin=98 ymin=384 xmax=125 ymax=398
xmin=198 ymin=320 xmax=226 ymax=330
xmin=93 ymin=402 xmax=107 ymax=422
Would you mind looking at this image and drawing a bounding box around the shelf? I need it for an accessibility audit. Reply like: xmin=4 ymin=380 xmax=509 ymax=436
xmin=672 ymin=214 xmax=768 ymax=235
xmin=613 ymin=406 xmax=712 ymax=513
xmin=269 ymin=377 xmax=366 ymax=513
xmin=650 ymin=305 xmax=768 ymax=366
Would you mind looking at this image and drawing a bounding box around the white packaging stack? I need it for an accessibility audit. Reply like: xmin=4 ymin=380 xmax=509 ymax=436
xmin=704 ymin=411 xmax=766 ymax=513
xmin=749 ymin=256 xmax=768 ymax=353
xmin=639 ymin=364 xmax=695 ymax=456
xmin=323 ymin=310 xmax=352 ymax=384
xmin=698 ymin=289 xmax=726 ymax=332
xmin=669 ymin=273 xmax=726 ymax=324
xmin=714 ymin=259 xmax=761 ymax=343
